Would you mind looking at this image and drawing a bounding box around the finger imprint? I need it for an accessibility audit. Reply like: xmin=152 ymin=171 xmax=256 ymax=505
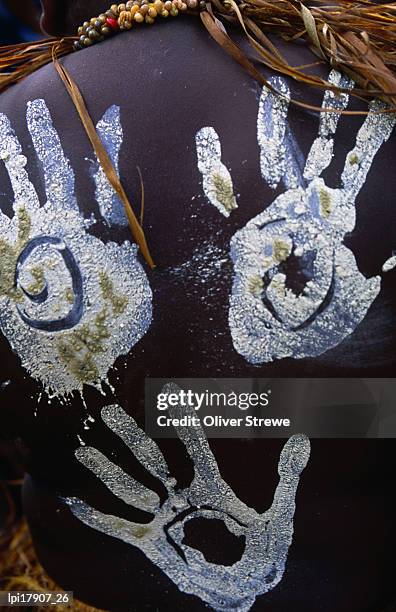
xmin=75 ymin=446 xmax=160 ymax=513
xmin=26 ymin=99 xmax=78 ymax=213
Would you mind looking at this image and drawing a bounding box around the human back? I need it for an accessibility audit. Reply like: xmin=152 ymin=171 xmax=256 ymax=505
xmin=1 ymin=9 xmax=396 ymax=612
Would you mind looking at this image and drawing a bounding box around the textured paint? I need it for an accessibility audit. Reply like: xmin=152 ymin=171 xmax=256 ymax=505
xmin=66 ymin=385 xmax=310 ymax=612
xmin=383 ymin=255 xmax=396 ymax=272
xmin=304 ymin=70 xmax=353 ymax=181
xmin=0 ymin=99 xmax=152 ymax=398
xmin=196 ymin=127 xmax=237 ymax=217
xmin=94 ymin=105 xmax=128 ymax=226
xmin=257 ymin=76 xmax=305 ymax=190
xmin=229 ymin=73 xmax=395 ymax=363
xmin=27 ymin=98 xmax=78 ymax=214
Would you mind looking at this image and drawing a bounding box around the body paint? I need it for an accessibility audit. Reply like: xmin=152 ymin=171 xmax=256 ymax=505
xmin=0 ymin=100 xmax=152 ymax=398
xmin=196 ymin=126 xmax=237 ymax=217
xmin=228 ymin=73 xmax=395 ymax=363
xmin=93 ymin=105 xmax=128 ymax=226
xmin=66 ymin=386 xmax=310 ymax=612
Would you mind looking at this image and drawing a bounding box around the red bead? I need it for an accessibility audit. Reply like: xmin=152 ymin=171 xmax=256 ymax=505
xmin=106 ymin=17 xmax=119 ymax=29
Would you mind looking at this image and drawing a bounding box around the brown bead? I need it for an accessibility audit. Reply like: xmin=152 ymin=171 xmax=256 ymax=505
xmin=170 ymin=6 xmax=178 ymax=15
xmin=118 ymin=3 xmax=127 ymax=10
xmin=90 ymin=17 xmax=97 ymax=25
xmin=111 ymin=4 xmax=119 ymax=14
xmin=89 ymin=29 xmax=100 ymax=39
xmin=105 ymin=9 xmax=116 ymax=17
xmin=126 ymin=0 xmax=134 ymax=7
xmin=77 ymin=26 xmax=83 ymax=35
xmin=180 ymin=2 xmax=187 ymax=9
xmin=130 ymin=5 xmax=139 ymax=15
xmin=145 ymin=15 xmax=155 ymax=23
xmin=101 ymin=25 xmax=111 ymax=35
xmin=148 ymin=7 xmax=157 ymax=17
xmin=134 ymin=11 xmax=144 ymax=21
xmin=140 ymin=4 xmax=149 ymax=14
xmin=154 ymin=0 xmax=164 ymax=10
xmin=83 ymin=37 xmax=93 ymax=46
xmin=160 ymin=8 xmax=169 ymax=16
xmin=187 ymin=0 xmax=198 ymax=7
xmin=164 ymin=1 xmax=172 ymax=9
xmin=98 ymin=14 xmax=107 ymax=22
xmin=119 ymin=9 xmax=132 ymax=25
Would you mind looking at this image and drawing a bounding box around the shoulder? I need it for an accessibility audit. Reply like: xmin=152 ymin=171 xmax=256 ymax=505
xmin=0 ymin=18 xmax=250 ymax=122
xmin=0 ymin=18 xmax=258 ymax=230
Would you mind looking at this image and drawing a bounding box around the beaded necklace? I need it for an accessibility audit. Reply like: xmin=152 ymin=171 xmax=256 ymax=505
xmin=74 ymin=1 xmax=199 ymax=51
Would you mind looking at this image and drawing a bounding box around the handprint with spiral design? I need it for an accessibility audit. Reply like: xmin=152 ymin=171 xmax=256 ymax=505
xmin=196 ymin=71 xmax=396 ymax=364
xmin=229 ymin=71 xmax=396 ymax=363
xmin=0 ymin=100 xmax=152 ymax=398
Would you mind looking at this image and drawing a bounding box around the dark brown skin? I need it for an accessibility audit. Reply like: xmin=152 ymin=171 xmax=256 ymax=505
xmin=1 ymin=4 xmax=396 ymax=610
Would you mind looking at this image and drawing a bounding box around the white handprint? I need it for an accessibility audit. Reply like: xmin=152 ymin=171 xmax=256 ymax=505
xmin=0 ymin=99 xmax=152 ymax=398
xmin=66 ymin=387 xmax=310 ymax=612
xmin=226 ymin=71 xmax=396 ymax=363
